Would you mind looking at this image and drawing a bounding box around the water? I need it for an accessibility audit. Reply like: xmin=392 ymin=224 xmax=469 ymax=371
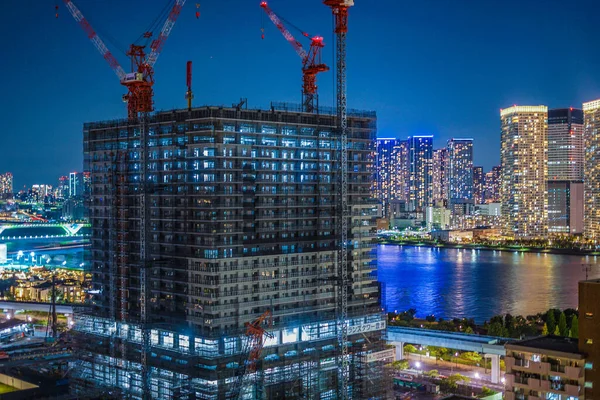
xmin=378 ymin=244 xmax=595 ymax=323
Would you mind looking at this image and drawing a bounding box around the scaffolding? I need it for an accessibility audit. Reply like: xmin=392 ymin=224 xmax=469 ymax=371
xmin=77 ymin=104 xmax=387 ymax=399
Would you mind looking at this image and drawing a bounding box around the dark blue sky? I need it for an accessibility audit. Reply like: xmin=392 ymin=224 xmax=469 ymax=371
xmin=2 ymin=0 xmax=600 ymax=188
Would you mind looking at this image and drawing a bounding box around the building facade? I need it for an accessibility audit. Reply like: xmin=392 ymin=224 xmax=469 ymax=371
xmin=484 ymin=166 xmax=501 ymax=204
xmin=391 ymin=140 xmax=410 ymax=207
xmin=446 ymin=139 xmax=474 ymax=208
xmin=375 ymin=138 xmax=399 ymax=217
xmin=548 ymin=108 xmax=584 ymax=235
xmin=584 ymin=99 xmax=600 ymax=240
xmin=407 ymin=136 xmax=433 ymax=212
xmin=473 ymin=166 xmax=484 ymax=205
xmin=500 ymin=106 xmax=548 ymax=238
xmin=505 ymin=336 xmax=585 ymax=400
xmin=579 ymin=279 xmax=600 ymax=399
xmin=0 ymin=173 xmax=13 ymax=199
xmin=432 ymin=148 xmax=448 ymax=206
xmin=76 ymin=105 xmax=389 ymax=399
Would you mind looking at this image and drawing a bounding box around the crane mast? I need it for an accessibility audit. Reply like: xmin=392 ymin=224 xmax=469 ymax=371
xmin=323 ymin=1 xmax=353 ymax=399
xmin=260 ymin=1 xmax=329 ymax=113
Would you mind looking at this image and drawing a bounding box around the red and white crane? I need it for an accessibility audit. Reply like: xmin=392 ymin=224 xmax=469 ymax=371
xmin=62 ymin=2 xmax=187 ymax=399
xmin=260 ymin=1 xmax=329 ymax=113
xmin=63 ymin=0 xmax=186 ymax=120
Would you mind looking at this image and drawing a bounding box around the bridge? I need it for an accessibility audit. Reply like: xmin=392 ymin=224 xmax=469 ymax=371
xmin=0 ymin=301 xmax=83 ymax=326
xmin=0 ymin=223 xmax=90 ymax=239
xmin=0 ymin=301 xmax=75 ymax=314
xmin=387 ymin=326 xmax=517 ymax=384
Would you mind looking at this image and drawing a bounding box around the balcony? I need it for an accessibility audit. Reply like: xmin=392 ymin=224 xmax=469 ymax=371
xmin=565 ymin=384 xmax=580 ymax=397
xmin=565 ymin=365 xmax=583 ymax=379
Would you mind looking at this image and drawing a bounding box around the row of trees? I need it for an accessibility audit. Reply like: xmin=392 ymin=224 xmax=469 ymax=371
xmin=388 ymin=308 xmax=580 ymax=339
xmin=388 ymin=309 xmax=477 ymax=333
xmin=485 ymin=308 xmax=579 ymax=339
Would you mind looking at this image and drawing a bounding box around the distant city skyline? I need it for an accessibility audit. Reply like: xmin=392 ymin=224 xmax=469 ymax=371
xmin=3 ymin=0 xmax=600 ymax=187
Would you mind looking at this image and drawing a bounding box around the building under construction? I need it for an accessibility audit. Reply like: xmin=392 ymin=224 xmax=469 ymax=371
xmin=74 ymin=102 xmax=390 ymax=399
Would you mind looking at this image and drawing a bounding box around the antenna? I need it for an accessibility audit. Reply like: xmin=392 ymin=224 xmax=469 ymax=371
xmin=582 ymin=263 xmax=593 ymax=280
xmin=185 ymin=61 xmax=193 ymax=111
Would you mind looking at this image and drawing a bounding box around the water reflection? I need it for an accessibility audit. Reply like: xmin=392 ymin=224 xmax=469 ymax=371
xmin=378 ymin=245 xmax=585 ymax=323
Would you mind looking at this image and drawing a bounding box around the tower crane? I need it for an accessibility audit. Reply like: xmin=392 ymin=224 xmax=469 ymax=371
xmin=260 ymin=1 xmax=329 ymax=113
xmin=63 ymin=0 xmax=186 ymax=120
xmin=230 ymin=310 xmax=274 ymax=400
xmin=62 ymin=2 xmax=187 ymax=399
xmin=322 ymin=1 xmax=354 ymax=399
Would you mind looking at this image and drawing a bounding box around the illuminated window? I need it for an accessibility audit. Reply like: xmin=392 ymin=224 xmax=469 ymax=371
xmin=585 ymin=382 xmax=593 ymax=389
xmin=586 ymin=339 xmax=593 ymax=345
xmin=585 ymin=312 xmax=594 ymax=319
xmin=585 ymin=362 xmax=593 ymax=370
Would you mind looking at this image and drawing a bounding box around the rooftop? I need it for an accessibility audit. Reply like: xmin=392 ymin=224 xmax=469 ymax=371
xmin=441 ymin=395 xmax=478 ymax=400
xmin=581 ymin=278 xmax=600 ymax=285
xmin=506 ymin=335 xmax=582 ymax=357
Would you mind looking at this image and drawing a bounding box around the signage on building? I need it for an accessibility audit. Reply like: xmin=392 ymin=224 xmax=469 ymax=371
xmin=347 ymin=320 xmax=386 ymax=336
xmin=366 ymin=348 xmax=395 ymax=363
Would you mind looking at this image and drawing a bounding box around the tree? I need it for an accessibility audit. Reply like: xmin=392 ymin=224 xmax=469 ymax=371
xmin=558 ymin=312 xmax=568 ymax=336
xmin=570 ymin=315 xmax=579 ymax=338
xmin=425 ymin=369 xmax=440 ymax=378
xmin=546 ymin=310 xmax=556 ymax=334
xmin=480 ymin=386 xmax=497 ymax=398
xmin=404 ymin=344 xmax=418 ymax=354
xmin=465 ymin=326 xmax=474 ymax=334
xmin=554 ymin=325 xmax=560 ymax=335
xmin=391 ymin=360 xmax=409 ymax=371
xmin=446 ymin=373 xmax=471 ymax=389
xmin=542 ymin=323 xmax=549 ymax=335
xmin=460 ymin=352 xmax=482 ymax=363
xmin=488 ymin=322 xmax=503 ymax=337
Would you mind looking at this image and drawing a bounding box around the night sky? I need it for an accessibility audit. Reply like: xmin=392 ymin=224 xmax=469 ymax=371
xmin=2 ymin=0 xmax=600 ymax=188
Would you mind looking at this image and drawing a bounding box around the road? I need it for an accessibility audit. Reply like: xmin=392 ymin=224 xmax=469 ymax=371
xmin=403 ymin=353 xmax=505 ymax=392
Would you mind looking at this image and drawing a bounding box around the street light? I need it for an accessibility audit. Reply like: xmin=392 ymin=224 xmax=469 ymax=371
xmin=501 ymin=377 xmax=506 ymax=384
xmin=475 ymin=372 xmax=480 ymax=379
xmin=415 ymin=361 xmax=421 ymax=370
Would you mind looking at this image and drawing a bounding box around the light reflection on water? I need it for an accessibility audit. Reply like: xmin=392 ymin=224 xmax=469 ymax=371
xmin=378 ymin=245 xmax=586 ymax=323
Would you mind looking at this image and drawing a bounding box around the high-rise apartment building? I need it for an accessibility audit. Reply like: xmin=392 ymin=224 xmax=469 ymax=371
xmin=75 ymin=105 xmax=389 ymax=399
xmin=0 ymin=173 xmax=13 ymax=199
xmin=57 ymin=176 xmax=69 ymax=199
xmin=547 ymin=108 xmax=584 ymax=235
xmin=391 ymin=140 xmax=410 ymax=206
xmin=69 ymin=172 xmax=84 ymax=198
xmin=375 ymin=138 xmax=399 ymax=217
xmin=407 ymin=135 xmax=433 ymax=212
xmin=584 ymin=99 xmax=600 ymax=240
xmin=484 ymin=166 xmax=501 ymax=203
xmin=500 ymin=105 xmax=548 ymax=238
xmin=432 ymin=148 xmax=448 ymax=205
xmin=548 ymin=108 xmax=584 ymax=181
xmin=579 ymin=279 xmax=600 ymax=399
xmin=473 ymin=166 xmax=484 ymax=205
xmin=447 ymin=138 xmax=474 ymax=215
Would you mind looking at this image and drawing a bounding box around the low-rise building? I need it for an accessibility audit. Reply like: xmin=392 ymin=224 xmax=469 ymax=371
xmin=505 ymin=336 xmax=585 ymax=400
xmin=429 ymin=229 xmax=473 ymax=243
xmin=426 ymin=206 xmax=452 ymax=230
xmin=579 ymin=279 xmax=600 ymax=398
